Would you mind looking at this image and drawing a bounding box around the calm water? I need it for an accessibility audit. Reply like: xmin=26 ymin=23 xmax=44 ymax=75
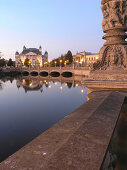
xmin=101 ymin=98 xmax=127 ymax=170
xmin=0 ymin=76 xmax=88 ymax=162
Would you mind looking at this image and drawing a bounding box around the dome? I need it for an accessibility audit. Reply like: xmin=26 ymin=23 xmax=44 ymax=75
xmin=15 ymin=51 xmax=19 ymax=55
xmin=23 ymin=46 xmax=26 ymax=50
xmin=45 ymin=51 xmax=48 ymax=54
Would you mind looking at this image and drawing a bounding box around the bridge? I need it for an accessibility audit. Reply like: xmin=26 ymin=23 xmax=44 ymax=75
xmin=20 ymin=66 xmax=90 ymax=77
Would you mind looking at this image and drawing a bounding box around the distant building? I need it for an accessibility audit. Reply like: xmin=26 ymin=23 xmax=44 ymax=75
xmin=15 ymin=46 xmax=48 ymax=68
xmin=73 ymin=51 xmax=100 ymax=66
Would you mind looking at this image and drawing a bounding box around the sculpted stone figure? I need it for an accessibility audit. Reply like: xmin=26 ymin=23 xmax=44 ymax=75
xmin=102 ymin=4 xmax=111 ymax=30
xmin=99 ymin=0 xmax=127 ymax=70
xmin=102 ymin=0 xmax=124 ymax=31
xmin=123 ymin=1 xmax=127 ymax=26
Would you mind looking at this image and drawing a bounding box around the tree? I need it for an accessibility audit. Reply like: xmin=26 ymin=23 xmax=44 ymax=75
xmin=24 ymin=58 xmax=31 ymax=67
xmin=7 ymin=58 xmax=13 ymax=67
xmin=0 ymin=58 xmax=6 ymax=67
xmin=50 ymin=50 xmax=73 ymax=67
xmin=67 ymin=82 xmax=72 ymax=88
xmin=65 ymin=50 xmax=73 ymax=64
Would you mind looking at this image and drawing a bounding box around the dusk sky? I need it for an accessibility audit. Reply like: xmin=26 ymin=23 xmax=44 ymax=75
xmin=0 ymin=0 xmax=103 ymax=60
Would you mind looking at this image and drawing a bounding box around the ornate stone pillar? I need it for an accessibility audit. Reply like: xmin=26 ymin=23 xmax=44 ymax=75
xmin=100 ymin=0 xmax=127 ymax=69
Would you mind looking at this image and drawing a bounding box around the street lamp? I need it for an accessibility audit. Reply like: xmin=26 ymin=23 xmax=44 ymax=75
xmin=64 ymin=61 xmax=66 ymax=67
xmin=55 ymin=61 xmax=57 ymax=67
xmin=48 ymin=60 xmax=50 ymax=67
xmin=76 ymin=60 xmax=78 ymax=67
xmin=60 ymin=59 xmax=62 ymax=68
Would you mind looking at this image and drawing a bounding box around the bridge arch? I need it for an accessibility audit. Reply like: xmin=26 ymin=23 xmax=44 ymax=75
xmin=62 ymin=71 xmax=72 ymax=77
xmin=40 ymin=71 xmax=48 ymax=77
xmin=22 ymin=71 xmax=29 ymax=76
xmin=50 ymin=71 xmax=60 ymax=77
xmin=30 ymin=71 xmax=38 ymax=76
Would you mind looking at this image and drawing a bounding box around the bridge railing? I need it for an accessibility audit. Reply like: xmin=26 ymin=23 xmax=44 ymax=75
xmin=20 ymin=66 xmax=90 ymax=71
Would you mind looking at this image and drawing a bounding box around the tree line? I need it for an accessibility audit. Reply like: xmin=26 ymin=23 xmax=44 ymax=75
xmin=0 ymin=50 xmax=73 ymax=68
xmin=0 ymin=57 xmax=14 ymax=67
xmin=50 ymin=50 xmax=73 ymax=67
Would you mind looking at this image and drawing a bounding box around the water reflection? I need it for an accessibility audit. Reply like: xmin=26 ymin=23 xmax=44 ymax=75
xmin=0 ymin=75 xmax=88 ymax=162
xmin=0 ymin=81 xmax=3 ymax=90
xmin=101 ymin=98 xmax=127 ymax=170
xmin=15 ymin=75 xmax=87 ymax=94
xmin=114 ymin=100 xmax=127 ymax=169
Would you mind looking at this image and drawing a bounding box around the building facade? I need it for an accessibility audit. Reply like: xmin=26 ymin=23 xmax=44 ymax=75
xmin=15 ymin=46 xmax=48 ymax=68
xmin=73 ymin=51 xmax=100 ymax=67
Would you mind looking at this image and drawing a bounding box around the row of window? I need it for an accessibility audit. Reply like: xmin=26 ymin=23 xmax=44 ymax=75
xmin=74 ymin=57 xmax=97 ymax=62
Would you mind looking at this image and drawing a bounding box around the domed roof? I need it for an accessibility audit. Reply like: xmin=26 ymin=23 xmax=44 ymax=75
xmin=45 ymin=51 xmax=48 ymax=54
xmin=15 ymin=51 xmax=19 ymax=55
xmin=22 ymin=48 xmax=42 ymax=55
xmin=101 ymin=0 xmax=114 ymax=5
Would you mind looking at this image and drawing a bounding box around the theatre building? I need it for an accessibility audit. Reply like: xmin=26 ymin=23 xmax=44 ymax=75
xmin=15 ymin=46 xmax=48 ymax=68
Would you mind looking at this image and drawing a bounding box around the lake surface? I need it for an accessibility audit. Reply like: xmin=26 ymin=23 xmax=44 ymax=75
xmin=101 ymin=98 xmax=127 ymax=170
xmin=0 ymin=76 xmax=88 ymax=162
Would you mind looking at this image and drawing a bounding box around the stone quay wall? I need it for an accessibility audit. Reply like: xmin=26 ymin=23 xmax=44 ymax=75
xmin=0 ymin=91 xmax=125 ymax=170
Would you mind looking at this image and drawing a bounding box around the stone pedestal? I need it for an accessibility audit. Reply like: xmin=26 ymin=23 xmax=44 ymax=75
xmin=99 ymin=0 xmax=127 ymax=69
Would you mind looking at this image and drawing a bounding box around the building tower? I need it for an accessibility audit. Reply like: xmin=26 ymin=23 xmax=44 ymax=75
xmin=39 ymin=46 xmax=42 ymax=54
xmin=15 ymin=51 xmax=20 ymax=67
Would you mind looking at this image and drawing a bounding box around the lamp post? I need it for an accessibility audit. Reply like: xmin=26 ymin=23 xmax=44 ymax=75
xmin=60 ymin=59 xmax=62 ymax=69
xmin=64 ymin=61 xmax=66 ymax=67
xmin=77 ymin=60 xmax=78 ymax=67
xmin=55 ymin=61 xmax=57 ymax=67
xmin=48 ymin=60 xmax=50 ymax=67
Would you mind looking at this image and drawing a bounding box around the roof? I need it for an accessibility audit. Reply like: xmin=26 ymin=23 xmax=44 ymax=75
xmin=23 ymin=84 xmax=43 ymax=92
xmin=15 ymin=51 xmax=19 ymax=55
xmin=21 ymin=48 xmax=42 ymax=55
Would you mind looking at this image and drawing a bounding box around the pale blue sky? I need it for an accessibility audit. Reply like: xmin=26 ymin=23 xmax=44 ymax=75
xmin=0 ymin=0 xmax=103 ymax=60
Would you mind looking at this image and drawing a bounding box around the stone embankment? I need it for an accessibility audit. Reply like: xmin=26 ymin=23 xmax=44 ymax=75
xmin=0 ymin=91 xmax=125 ymax=170
xmin=0 ymin=68 xmax=21 ymax=77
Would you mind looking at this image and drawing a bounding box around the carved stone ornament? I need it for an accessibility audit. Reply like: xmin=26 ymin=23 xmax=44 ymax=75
xmin=101 ymin=0 xmax=127 ymax=31
xmin=99 ymin=0 xmax=127 ymax=69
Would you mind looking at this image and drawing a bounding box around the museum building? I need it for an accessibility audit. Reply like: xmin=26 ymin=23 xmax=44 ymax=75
xmin=73 ymin=51 xmax=100 ymax=66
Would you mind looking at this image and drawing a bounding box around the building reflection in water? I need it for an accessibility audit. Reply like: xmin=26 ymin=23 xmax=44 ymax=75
xmin=16 ymin=76 xmax=87 ymax=95
xmin=101 ymin=98 xmax=127 ymax=170
xmin=17 ymin=79 xmax=43 ymax=93
xmin=0 ymin=81 xmax=3 ymax=91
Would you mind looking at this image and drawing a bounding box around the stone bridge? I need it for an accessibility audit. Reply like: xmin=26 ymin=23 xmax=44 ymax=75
xmin=20 ymin=67 xmax=90 ymax=76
